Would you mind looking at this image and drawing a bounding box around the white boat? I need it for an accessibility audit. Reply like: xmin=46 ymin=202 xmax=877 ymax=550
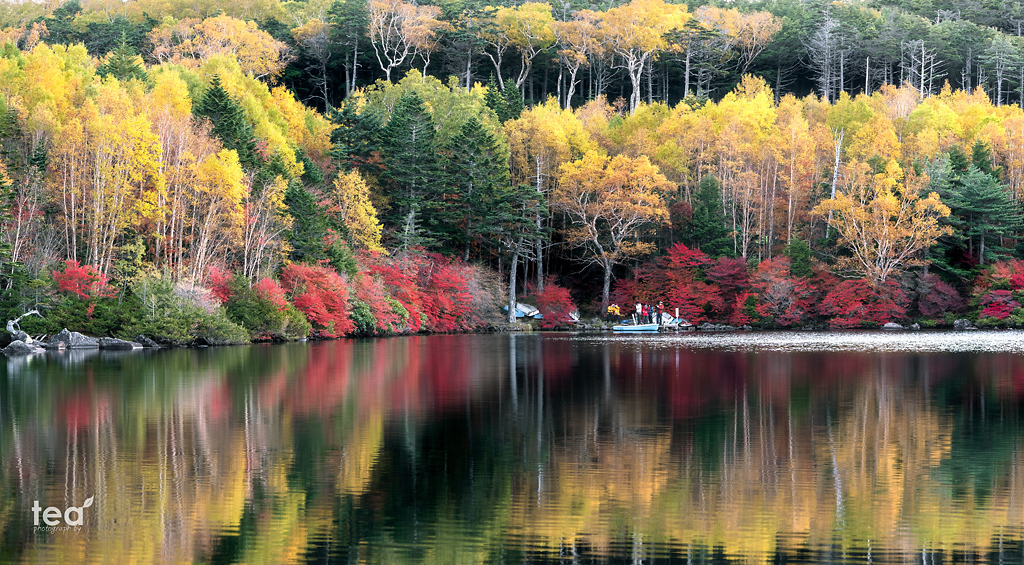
xmin=612 ymin=322 xmax=660 ymax=332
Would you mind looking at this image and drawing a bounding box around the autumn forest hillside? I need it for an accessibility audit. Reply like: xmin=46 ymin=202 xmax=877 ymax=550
xmin=5 ymin=0 xmax=1024 ymax=341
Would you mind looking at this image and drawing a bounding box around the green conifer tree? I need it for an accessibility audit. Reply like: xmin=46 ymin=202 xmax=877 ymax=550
xmin=380 ymin=91 xmax=443 ymax=249
xmin=96 ymin=36 xmax=148 ymax=83
xmin=193 ymin=76 xmax=259 ymax=170
xmin=284 ymin=182 xmax=329 ymax=263
xmin=684 ymin=174 xmax=732 ymax=256
xmin=441 ymin=116 xmax=511 ymax=259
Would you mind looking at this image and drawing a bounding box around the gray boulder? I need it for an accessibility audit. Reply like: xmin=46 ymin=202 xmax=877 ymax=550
xmin=883 ymin=322 xmax=905 ymax=330
xmin=48 ymin=329 xmax=99 ymax=349
xmin=98 ymin=337 xmax=141 ymax=350
xmin=3 ymin=340 xmax=45 ymax=356
xmin=953 ymin=319 xmax=978 ymax=331
xmin=910 ymin=323 xmax=921 ymax=330
xmin=133 ymin=335 xmax=160 ymax=348
xmin=698 ymin=322 xmax=737 ymax=331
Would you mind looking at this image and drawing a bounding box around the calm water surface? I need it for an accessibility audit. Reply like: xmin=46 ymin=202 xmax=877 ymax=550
xmin=3 ymin=331 xmax=1024 ymax=563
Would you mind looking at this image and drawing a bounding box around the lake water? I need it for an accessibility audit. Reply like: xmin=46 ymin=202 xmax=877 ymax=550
xmin=4 ymin=331 xmax=1024 ymax=563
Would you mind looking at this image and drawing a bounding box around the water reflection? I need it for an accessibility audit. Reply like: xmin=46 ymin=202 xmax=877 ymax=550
xmin=2 ymin=333 xmax=1024 ymax=562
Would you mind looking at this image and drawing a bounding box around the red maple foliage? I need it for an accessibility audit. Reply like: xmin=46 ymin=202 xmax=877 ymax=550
xmin=706 ymin=256 xmax=749 ymax=320
xmin=533 ymin=279 xmax=577 ymax=329
xmin=53 ymin=260 xmax=115 ymax=301
xmin=253 ymin=277 xmax=289 ymax=311
xmin=417 ymin=254 xmax=473 ymax=332
xmin=819 ymin=279 xmax=908 ymax=328
xmin=353 ymin=272 xmax=406 ymax=333
xmin=368 ymin=261 xmax=424 ymax=331
xmin=916 ymin=273 xmax=964 ymax=318
xmin=979 ymin=290 xmax=1020 ymax=320
xmin=750 ymin=257 xmax=816 ymax=327
xmin=280 ymin=263 xmax=354 ymax=337
xmin=974 ymin=260 xmax=1024 ymax=298
xmin=612 ymin=244 xmax=722 ymax=323
xmin=729 ymin=292 xmax=758 ymax=326
xmin=206 ymin=266 xmax=233 ymax=303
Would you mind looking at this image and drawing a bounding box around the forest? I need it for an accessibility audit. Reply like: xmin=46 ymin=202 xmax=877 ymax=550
xmin=4 ymin=0 xmax=1024 ymax=342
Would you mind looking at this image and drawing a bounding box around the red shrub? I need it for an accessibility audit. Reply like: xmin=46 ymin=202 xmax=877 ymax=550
xmin=667 ymin=280 xmax=722 ymax=324
xmin=353 ymin=272 xmax=406 ymax=333
xmin=974 ymin=260 xmax=1024 ymax=298
xmin=534 ymin=280 xmax=577 ymax=329
xmin=979 ymin=290 xmax=1020 ymax=320
xmin=666 ymin=243 xmax=711 ymax=269
xmin=53 ymin=260 xmax=115 ymax=301
xmin=916 ymin=273 xmax=964 ymax=318
xmin=616 ymin=244 xmax=721 ymax=323
xmin=706 ymin=256 xmax=749 ymax=321
xmin=729 ymin=292 xmax=757 ymax=326
xmin=280 ymin=263 xmax=354 ymax=337
xmin=751 ymin=257 xmax=816 ymax=327
xmin=206 ymin=266 xmax=233 ymax=303
xmin=820 ymin=279 xmax=908 ymax=328
xmin=369 ymin=262 xmax=423 ymax=331
xmin=418 ymin=255 xmax=473 ymax=332
xmin=253 ymin=277 xmax=289 ymax=311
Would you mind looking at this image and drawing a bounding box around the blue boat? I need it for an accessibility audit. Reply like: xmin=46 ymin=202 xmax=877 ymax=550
xmin=612 ymin=322 xmax=660 ymax=332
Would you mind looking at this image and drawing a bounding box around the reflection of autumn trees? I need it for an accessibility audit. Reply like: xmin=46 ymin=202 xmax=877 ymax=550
xmin=8 ymin=338 xmax=1024 ymax=562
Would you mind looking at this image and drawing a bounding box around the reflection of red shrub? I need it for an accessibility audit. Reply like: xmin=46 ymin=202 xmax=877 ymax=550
xmin=820 ymin=279 xmax=908 ymax=328
xmin=281 ymin=263 xmax=354 ymax=337
xmin=979 ymin=290 xmax=1019 ymax=320
xmin=534 ymin=280 xmax=577 ymax=328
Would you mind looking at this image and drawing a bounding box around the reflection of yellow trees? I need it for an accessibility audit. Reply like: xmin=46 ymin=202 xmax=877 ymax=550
xmin=497 ymin=366 xmax=1024 ymax=562
xmin=337 ymin=403 xmax=384 ymax=497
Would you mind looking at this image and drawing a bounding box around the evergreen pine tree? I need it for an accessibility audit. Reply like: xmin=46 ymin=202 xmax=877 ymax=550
xmin=501 ymin=82 xmax=524 ymax=121
xmin=380 ymin=91 xmax=443 ymax=250
xmin=193 ymin=76 xmax=259 ymax=170
xmin=684 ymin=174 xmax=732 ymax=256
xmin=784 ymin=238 xmax=814 ymax=278
xmin=484 ymin=76 xmax=509 ymax=122
xmin=330 ymin=100 xmax=383 ymax=171
xmin=284 ymin=182 xmax=329 ymax=263
xmin=948 ymin=166 xmax=1022 ymax=265
xmin=96 ymin=36 xmax=148 ymax=82
xmin=441 ymin=116 xmax=511 ymax=259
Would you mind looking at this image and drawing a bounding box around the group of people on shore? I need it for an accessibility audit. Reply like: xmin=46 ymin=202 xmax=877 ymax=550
xmin=606 ymin=302 xmax=667 ymax=324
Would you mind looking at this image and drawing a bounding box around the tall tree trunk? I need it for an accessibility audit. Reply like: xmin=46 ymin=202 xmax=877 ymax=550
xmin=826 ymin=129 xmax=844 ymax=239
xmin=602 ymin=260 xmax=612 ymax=311
xmin=508 ymin=236 xmax=522 ymax=323
xmin=865 ymin=56 xmax=870 ymax=96
xmin=684 ymin=47 xmax=691 ymax=98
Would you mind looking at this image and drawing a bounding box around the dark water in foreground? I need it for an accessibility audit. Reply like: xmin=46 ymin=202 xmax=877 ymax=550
xmin=4 ymin=332 xmax=1024 ymax=563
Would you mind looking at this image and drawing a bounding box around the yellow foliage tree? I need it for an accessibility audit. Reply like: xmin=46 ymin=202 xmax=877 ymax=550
xmin=331 ymin=169 xmax=384 ymax=253
xmin=555 ymin=151 xmax=673 ymax=307
xmin=148 ymin=15 xmax=292 ymax=80
xmin=599 ymin=0 xmax=689 ymax=114
xmin=811 ymin=160 xmax=952 ymax=285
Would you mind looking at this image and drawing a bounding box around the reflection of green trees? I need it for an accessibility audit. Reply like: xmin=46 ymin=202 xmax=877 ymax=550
xmin=9 ymin=338 xmax=1024 ymax=562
